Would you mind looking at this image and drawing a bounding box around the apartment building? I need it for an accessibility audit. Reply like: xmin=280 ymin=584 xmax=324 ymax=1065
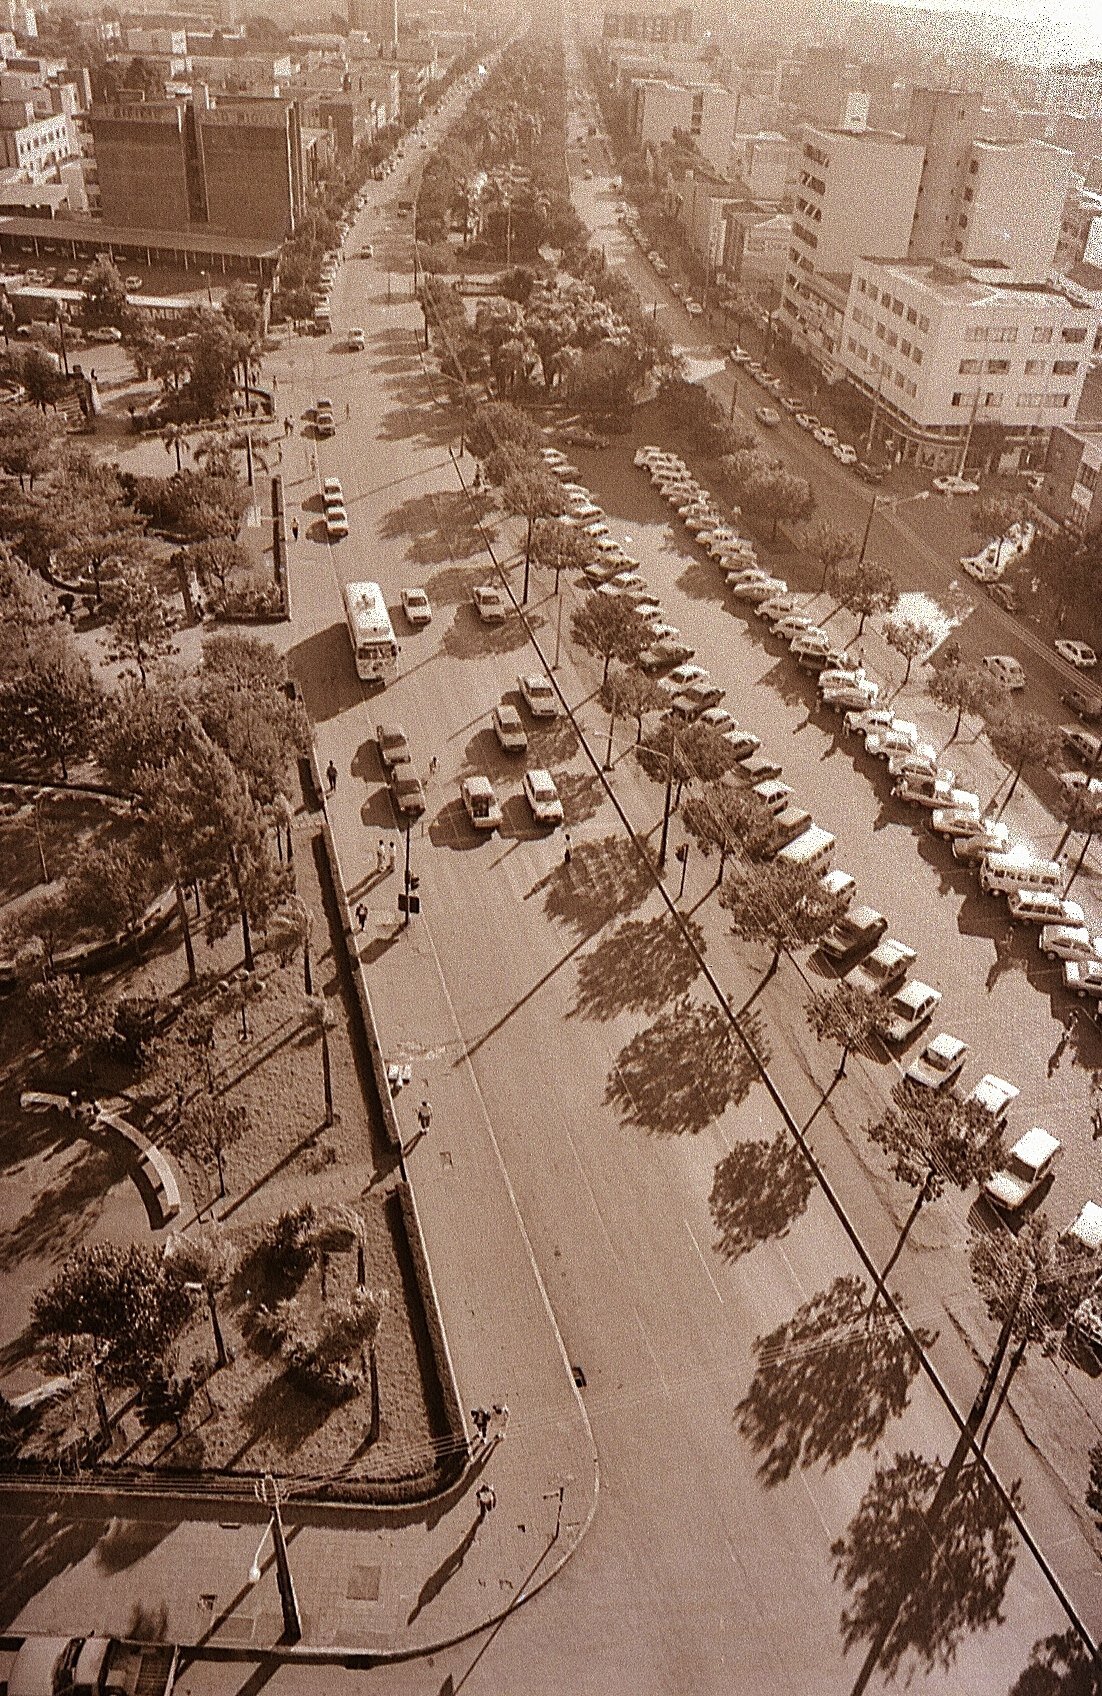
xmin=1038 ymin=424 xmax=1102 ymax=535
xmin=839 ymin=256 xmax=1097 ymax=470
xmin=602 ymin=7 xmax=694 ymax=44
xmin=629 ymin=78 xmax=736 ymax=173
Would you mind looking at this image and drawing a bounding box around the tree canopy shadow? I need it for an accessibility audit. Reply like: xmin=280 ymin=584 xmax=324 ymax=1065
xmin=736 ymin=1276 xmax=933 ymax=1485
xmin=832 ymin=1450 xmax=1019 ymax=1686
xmin=709 ymin=1130 xmax=815 ymax=1261
xmin=570 ymin=911 xmax=704 ymax=1021
xmin=0 ymin=1139 xmax=127 ymax=1275
xmin=606 ymin=996 xmax=766 ymax=1135
xmin=524 ymin=712 xmax=581 ymax=766
xmin=553 ymin=767 xmax=604 ymax=826
xmin=1008 ymin=1630 xmax=1102 ymax=1695
xmin=541 ymin=833 xmax=655 ymax=937
xmin=379 ymin=489 xmax=497 ymax=566
xmin=422 ymin=561 xmax=488 ymax=607
xmin=440 ymin=605 xmax=536 ymax=662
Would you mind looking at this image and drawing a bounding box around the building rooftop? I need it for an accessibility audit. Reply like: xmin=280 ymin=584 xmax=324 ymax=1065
xmin=860 ymin=255 xmax=1080 ymax=306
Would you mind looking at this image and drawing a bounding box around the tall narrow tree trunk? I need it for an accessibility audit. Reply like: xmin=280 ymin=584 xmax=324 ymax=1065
xmin=89 ymin=1360 xmax=111 ymax=1446
xmin=321 ymin=1025 xmax=333 ymax=1127
xmin=869 ymin=1173 xmax=933 ymax=1313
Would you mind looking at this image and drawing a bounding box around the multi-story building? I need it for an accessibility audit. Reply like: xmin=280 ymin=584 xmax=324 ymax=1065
xmin=1055 ymin=181 xmax=1102 ymax=272
xmin=628 ymin=78 xmax=736 ymax=173
xmin=1037 ymin=423 xmax=1102 ymax=535
xmin=602 ymin=6 xmax=693 ymax=45
xmin=838 ymin=256 xmax=1098 ymax=470
xmin=89 ymin=89 xmax=307 ymax=240
xmin=727 ymin=130 xmax=790 ymax=200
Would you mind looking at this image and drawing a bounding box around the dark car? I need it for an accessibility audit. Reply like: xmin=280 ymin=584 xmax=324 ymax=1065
xmin=856 ymin=461 xmax=887 ymax=485
xmin=390 ymin=768 xmax=426 ymax=817
xmin=986 ymin=582 xmax=1019 ymax=612
xmin=820 ymin=903 xmax=889 ymax=962
xmin=1062 ymin=685 xmax=1102 ymax=723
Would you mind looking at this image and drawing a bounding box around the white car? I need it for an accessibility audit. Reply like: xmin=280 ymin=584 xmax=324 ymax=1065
xmin=493 ymin=703 xmax=528 ymax=753
xmin=965 ymin=1073 xmax=1020 ymax=1125
xmin=951 ymin=824 xmax=1012 ymax=863
xmin=323 ymin=475 xmax=344 ymax=505
xmin=844 ymin=707 xmax=896 ymax=738
xmin=518 ymin=673 xmax=558 ymax=717
xmin=877 ymin=980 xmax=942 ymax=1045
xmin=473 ymin=585 xmax=506 ymax=623
xmin=325 ymin=504 xmax=349 ymax=538
xmin=905 ymin=1032 xmax=969 ymax=1091
xmin=1064 ymin=959 xmax=1102 ymax=999
xmin=983 ymin=654 xmax=1025 ymax=691
xmin=348 ymin=327 xmax=365 ymax=352
xmin=885 ymin=745 xmax=939 ymax=779
xmin=698 ymin=706 xmax=736 ymax=733
xmin=658 ymin=662 xmax=710 ymax=696
xmin=523 ymin=767 xmax=563 ymax=825
xmin=1039 ymin=924 xmax=1102 ymax=963
xmin=400 ymin=586 xmax=432 ymax=626
xmin=755 ymin=406 xmax=781 ymax=427
xmin=821 ymin=679 xmax=880 ymax=712
xmin=770 ymin=614 xmax=818 ymax=641
xmin=756 ymin=596 xmax=801 ymax=622
xmin=864 ymin=723 xmax=922 ymax=759
xmin=983 ymin=1127 xmax=1062 ymax=1211
xmin=731 ymin=576 xmax=788 ymax=603
xmin=929 ymin=805 xmax=988 ymax=838
xmin=1007 ymin=890 xmax=1085 ymax=926
xmin=1063 ymin=724 xmax=1102 ymax=764
xmin=812 ymin=426 xmax=839 ymax=448
xmin=1058 ymin=770 xmax=1102 ymax=797
xmin=845 ymin=936 xmax=918 ymax=997
xmin=933 ymin=474 xmax=980 ymax=495
xmin=832 ymin=442 xmax=858 ymax=465
xmin=1055 ymin=640 xmax=1098 ymax=670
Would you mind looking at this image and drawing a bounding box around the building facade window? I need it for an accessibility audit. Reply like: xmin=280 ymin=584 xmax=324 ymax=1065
xmin=959 ymin=357 xmax=982 ymax=373
xmin=1053 ymin=359 xmax=1079 ymax=374
xmin=1033 ymin=325 xmax=1053 ymax=343
xmin=1062 ymin=326 xmax=1087 ymax=342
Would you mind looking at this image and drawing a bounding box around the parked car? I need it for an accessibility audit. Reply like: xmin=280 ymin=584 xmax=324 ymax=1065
xmin=325 ymin=504 xmax=349 ymax=538
xmin=856 ymin=461 xmax=887 ymax=484
xmin=1055 ymin=639 xmax=1097 ymax=670
xmin=671 ymin=680 xmax=725 ymax=719
xmin=832 ymin=442 xmax=858 ymax=465
xmin=493 ymin=703 xmax=528 ymax=753
xmin=844 ymin=706 xmax=895 ymax=738
xmin=348 ymin=327 xmax=365 ymax=352
xmin=722 ymin=728 xmax=761 ymax=761
xmin=964 ymin=1073 xmax=1020 ymax=1126
xmin=377 ymin=722 xmax=411 ymax=767
xmin=821 ymin=679 xmax=879 ymax=712
xmin=877 ymin=980 xmax=942 ymax=1045
xmin=1061 ymin=686 xmax=1102 ymax=722
xmin=518 ymin=673 xmax=558 ymax=717
xmin=731 ymin=576 xmax=788 ymax=603
xmin=1062 ymin=725 xmax=1102 ymax=765
xmin=983 ymin=1127 xmax=1062 ymax=1212
xmin=820 ymin=904 xmax=889 ymax=962
xmin=523 ymin=767 xmax=563 ymax=824
xmin=755 ymin=406 xmax=781 ymax=427
xmin=929 ymin=806 xmax=989 ymax=840
xmin=658 ymin=662 xmax=710 ymax=696
xmin=401 ymin=586 xmax=432 ymax=626
xmin=473 ymin=585 xmax=506 ymax=623
xmin=951 ymin=825 xmax=1012 ymax=863
xmin=1039 ymin=924 xmax=1102 ymax=963
xmin=845 ymin=937 xmax=917 ymax=997
xmin=1064 ymin=959 xmax=1102 ymax=999
xmin=933 ymin=474 xmax=980 ymax=495
xmin=1007 ymin=890 xmax=1085 ymax=926
xmin=640 ymin=637 xmax=695 ymax=671
xmin=986 ymin=583 xmax=1019 ymax=612
xmin=982 ymin=654 xmax=1025 ymax=690
xmin=904 ymin=1032 xmax=969 ymax=1091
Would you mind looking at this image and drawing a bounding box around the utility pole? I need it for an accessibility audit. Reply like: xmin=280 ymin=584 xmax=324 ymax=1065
xmin=864 ymin=372 xmax=883 ymax=456
xmin=957 ymin=385 xmax=981 ymax=480
xmin=255 ymin=1475 xmax=302 ymax=1644
xmin=658 ymin=734 xmax=676 ymax=867
xmin=858 ymin=492 xmax=881 ymax=563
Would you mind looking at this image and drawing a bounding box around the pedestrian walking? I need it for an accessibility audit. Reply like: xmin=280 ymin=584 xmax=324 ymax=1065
xmin=476 ymin=1483 xmax=496 ymax=1521
xmin=376 ymin=838 xmax=388 ymax=874
xmin=345 ymin=401 xmax=351 ymax=419
xmin=1093 ymin=1104 xmax=1102 ymax=1141
xmin=492 ymin=1403 xmax=510 ymax=1440
xmin=291 ymin=516 xmax=299 ymax=541
xmin=429 ymin=754 xmax=438 ymax=776
xmin=284 ymin=415 xmax=292 ymax=437
xmin=355 ymin=902 xmax=368 ymax=931
xmin=471 ymin=1407 xmax=491 ymax=1442
xmin=387 ymin=841 xmax=398 ymax=872
xmin=325 ymin=759 xmax=338 ymax=794
xmin=417 ymin=1099 xmax=433 ymax=1133
xmin=473 ymin=464 xmax=482 ymax=490
xmin=563 ymin=831 xmax=573 ymax=866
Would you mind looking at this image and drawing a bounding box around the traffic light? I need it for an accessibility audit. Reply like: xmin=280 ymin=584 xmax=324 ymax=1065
xmin=398 ymin=893 xmax=421 ymax=914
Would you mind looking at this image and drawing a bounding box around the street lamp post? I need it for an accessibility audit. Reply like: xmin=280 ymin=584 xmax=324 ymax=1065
xmin=252 ymin=1474 xmax=302 ymax=1643
xmin=859 ymin=488 xmax=931 ymax=563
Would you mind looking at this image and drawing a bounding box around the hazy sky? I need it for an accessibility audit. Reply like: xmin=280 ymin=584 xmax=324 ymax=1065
xmin=871 ymin=0 xmax=1102 ymax=62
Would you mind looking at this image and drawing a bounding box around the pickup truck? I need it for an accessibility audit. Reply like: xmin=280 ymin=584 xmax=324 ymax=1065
xmin=8 ymin=1636 xmax=177 ymax=1696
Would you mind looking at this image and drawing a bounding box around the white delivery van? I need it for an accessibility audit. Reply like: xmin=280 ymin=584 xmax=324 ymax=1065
xmin=979 ymin=851 xmax=1062 ymax=896
xmin=776 ymin=824 xmax=835 ymax=875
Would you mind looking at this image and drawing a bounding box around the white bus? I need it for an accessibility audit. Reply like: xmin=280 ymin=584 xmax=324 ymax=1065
xmin=342 ymin=581 xmax=399 ymax=685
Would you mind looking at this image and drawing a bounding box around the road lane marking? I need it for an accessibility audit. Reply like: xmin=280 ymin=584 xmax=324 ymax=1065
xmin=684 ymin=1216 xmax=724 ymax=1306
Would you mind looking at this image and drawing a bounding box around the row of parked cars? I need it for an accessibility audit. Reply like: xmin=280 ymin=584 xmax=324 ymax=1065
xmin=627 ymin=445 xmax=1102 ymax=1266
xmin=726 ymin=345 xmax=887 ymax=483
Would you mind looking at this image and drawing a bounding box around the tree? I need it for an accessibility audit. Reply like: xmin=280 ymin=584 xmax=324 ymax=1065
xmin=175 ymin=1093 xmax=250 ymax=1201
xmin=0 ymin=544 xmax=52 ymax=654
xmin=196 ymin=633 xmax=305 ymax=808
xmin=33 ymin=1242 xmax=191 ymax=1385
xmin=0 ymin=402 xmax=59 ymax=487
xmin=104 ymin=553 xmax=177 ymax=687
xmin=805 ymin=982 xmax=889 ymax=1080
xmin=81 ymin=256 xmax=128 ymax=327
xmin=806 ymin=519 xmax=859 ymax=594
xmin=635 ymin=715 xmax=737 ymax=801
xmin=1056 ymin=787 xmax=1102 ymax=887
xmin=498 ymin=461 xmax=565 ymax=594
xmin=928 ymin=657 xmax=1004 ymax=744
xmin=604 ymin=662 xmax=665 ymax=741
xmin=828 ymin=557 xmax=897 ymax=638
xmin=969 ymin=1215 xmax=1099 ymax=1446
xmin=465 ymin=398 xmax=543 ymax=461
xmin=220 ymin=279 xmax=262 ymax=342
xmin=17 ymin=347 xmax=64 ymax=413
xmin=987 ymin=709 xmax=1064 ymax=814
xmin=184 ymin=310 xmax=244 ymax=416
xmin=179 ymin=536 xmax=249 ymax=593
xmin=571 ymin=593 xmax=649 ymax=682
xmin=865 ymin=1084 xmax=1004 ymax=1290
xmin=0 ymin=632 xmax=103 ymax=778
xmin=720 ymin=861 xmax=848 ymax=1003
xmin=306 ymin=994 xmax=336 ymax=1127
xmin=25 ymin=974 xmax=115 ymax=1073
xmin=564 ymin=342 xmax=641 ymax=424
xmin=531 ymin=517 xmax=598 ymax=590
xmin=163 ymin=1226 xmax=234 ymax=1369
xmin=681 ymin=779 xmax=775 ymax=883
xmin=66 ymin=841 xmax=157 ymax=944
xmin=882 ymin=615 xmax=931 ymax=688
xmin=1 ymin=885 xmax=70 ymax=976
xmin=724 ymin=448 xmax=814 ymax=540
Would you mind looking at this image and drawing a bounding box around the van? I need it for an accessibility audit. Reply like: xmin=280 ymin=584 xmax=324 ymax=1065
xmin=776 ymin=824 xmax=835 ymax=875
xmin=979 ymin=851 xmax=1062 ymax=896
xmin=765 ymin=804 xmax=813 ymax=854
xmin=461 ymin=775 xmax=502 ymax=831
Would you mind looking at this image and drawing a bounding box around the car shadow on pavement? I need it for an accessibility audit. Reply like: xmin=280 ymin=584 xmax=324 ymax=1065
xmin=569 ymin=910 xmax=705 ymax=1020
xmin=605 ymin=996 xmax=768 ymax=1136
xmin=735 ymin=1274 xmax=934 ymax=1486
xmin=428 ymin=796 xmax=488 ymax=851
xmin=709 ymin=1130 xmax=815 ymax=1261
